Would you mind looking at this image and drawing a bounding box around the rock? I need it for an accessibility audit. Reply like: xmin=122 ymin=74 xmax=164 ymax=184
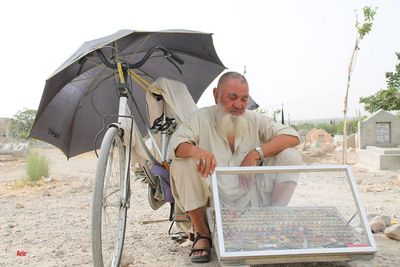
xmin=367 ymin=214 xmax=391 ymax=227
xmin=179 ymin=239 xmax=192 ymax=247
xmin=55 ymin=250 xmax=65 ymax=257
xmin=168 ymin=246 xmax=179 ymax=252
xmin=369 ymin=216 xmax=386 ymax=233
xmin=381 ymin=215 xmax=392 ymax=227
xmin=384 ymin=224 xmax=400 ymax=240
xmin=15 ymin=203 xmax=24 ymax=209
xmin=69 ymin=188 xmax=78 ymax=194
xmin=43 ymin=177 xmax=53 ymax=183
xmin=120 ymin=252 xmax=134 ymax=267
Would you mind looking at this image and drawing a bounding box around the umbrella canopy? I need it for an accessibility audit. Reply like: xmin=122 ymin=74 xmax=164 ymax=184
xmin=29 ymin=29 xmax=226 ymax=158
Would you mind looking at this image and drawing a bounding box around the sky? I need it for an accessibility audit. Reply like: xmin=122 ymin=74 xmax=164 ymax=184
xmin=1 ymin=0 xmax=399 ymax=122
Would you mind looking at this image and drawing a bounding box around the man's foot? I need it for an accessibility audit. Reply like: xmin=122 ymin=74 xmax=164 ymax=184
xmin=189 ymin=232 xmax=212 ymax=263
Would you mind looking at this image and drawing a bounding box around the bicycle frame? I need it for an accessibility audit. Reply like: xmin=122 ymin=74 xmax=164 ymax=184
xmin=92 ymin=47 xmax=184 ymax=267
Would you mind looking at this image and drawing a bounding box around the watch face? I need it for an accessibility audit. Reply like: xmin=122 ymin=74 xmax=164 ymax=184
xmin=255 ymin=147 xmax=263 ymax=158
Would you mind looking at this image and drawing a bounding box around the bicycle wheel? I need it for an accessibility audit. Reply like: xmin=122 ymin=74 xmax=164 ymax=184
xmin=92 ymin=127 xmax=129 ymax=267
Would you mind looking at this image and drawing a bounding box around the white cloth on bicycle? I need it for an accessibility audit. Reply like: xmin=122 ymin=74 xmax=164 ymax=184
xmin=145 ymin=77 xmax=198 ymax=161
xmin=146 ymin=77 xmax=197 ymax=126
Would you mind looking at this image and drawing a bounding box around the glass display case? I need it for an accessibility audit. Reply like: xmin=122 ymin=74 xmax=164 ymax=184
xmin=208 ymin=165 xmax=376 ymax=266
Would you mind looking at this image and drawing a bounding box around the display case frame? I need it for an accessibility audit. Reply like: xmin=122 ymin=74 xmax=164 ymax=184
xmin=209 ymin=165 xmax=376 ymax=265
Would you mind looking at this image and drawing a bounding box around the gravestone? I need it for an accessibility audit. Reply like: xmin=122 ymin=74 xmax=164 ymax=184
xmin=357 ymin=109 xmax=400 ymax=149
xmin=357 ymin=109 xmax=400 ymax=170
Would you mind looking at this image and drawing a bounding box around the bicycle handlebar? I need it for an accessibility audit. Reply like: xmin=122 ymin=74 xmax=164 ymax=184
xmin=95 ymin=46 xmax=184 ymax=70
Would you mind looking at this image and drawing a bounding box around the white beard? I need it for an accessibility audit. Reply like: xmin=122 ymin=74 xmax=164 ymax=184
xmin=215 ymin=104 xmax=247 ymax=139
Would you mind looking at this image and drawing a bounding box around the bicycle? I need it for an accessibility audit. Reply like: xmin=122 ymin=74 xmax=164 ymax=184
xmin=90 ymin=46 xmax=187 ymax=267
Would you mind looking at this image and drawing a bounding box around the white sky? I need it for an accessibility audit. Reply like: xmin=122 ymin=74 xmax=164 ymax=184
xmin=1 ymin=0 xmax=399 ymax=121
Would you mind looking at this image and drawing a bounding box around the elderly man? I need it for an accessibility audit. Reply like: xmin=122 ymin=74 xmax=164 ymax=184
xmin=169 ymin=71 xmax=302 ymax=262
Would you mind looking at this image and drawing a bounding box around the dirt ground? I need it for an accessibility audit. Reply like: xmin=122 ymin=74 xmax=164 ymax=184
xmin=0 ymin=146 xmax=399 ymax=267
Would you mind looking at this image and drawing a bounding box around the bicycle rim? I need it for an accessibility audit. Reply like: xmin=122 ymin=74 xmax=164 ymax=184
xmin=92 ymin=127 xmax=128 ymax=267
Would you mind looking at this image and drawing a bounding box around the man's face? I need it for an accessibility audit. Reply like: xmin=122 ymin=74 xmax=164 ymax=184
xmin=216 ymin=78 xmax=249 ymax=116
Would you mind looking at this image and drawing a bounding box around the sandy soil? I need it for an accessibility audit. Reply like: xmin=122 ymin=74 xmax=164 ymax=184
xmin=0 ymin=146 xmax=399 ymax=267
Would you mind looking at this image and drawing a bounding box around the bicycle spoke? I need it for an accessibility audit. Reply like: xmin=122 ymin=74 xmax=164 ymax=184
xmin=92 ymin=127 xmax=128 ymax=267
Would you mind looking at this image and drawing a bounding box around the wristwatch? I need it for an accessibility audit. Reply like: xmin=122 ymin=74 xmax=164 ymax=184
xmin=254 ymin=146 xmax=264 ymax=160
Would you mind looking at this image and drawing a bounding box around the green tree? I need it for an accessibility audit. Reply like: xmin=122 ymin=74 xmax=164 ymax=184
xmin=359 ymin=52 xmax=400 ymax=113
xmin=9 ymin=109 xmax=37 ymax=139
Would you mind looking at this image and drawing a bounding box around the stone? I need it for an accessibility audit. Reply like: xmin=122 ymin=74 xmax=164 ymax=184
xmin=369 ymin=216 xmax=386 ymax=233
xmin=15 ymin=203 xmax=24 ymax=209
xmin=43 ymin=177 xmax=53 ymax=183
xmin=168 ymin=246 xmax=179 ymax=252
xmin=384 ymin=224 xmax=400 ymax=240
xmin=120 ymin=252 xmax=134 ymax=267
xmin=381 ymin=215 xmax=392 ymax=227
xmin=55 ymin=250 xmax=65 ymax=257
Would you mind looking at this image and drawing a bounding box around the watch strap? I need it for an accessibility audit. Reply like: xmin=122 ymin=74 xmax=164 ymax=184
xmin=254 ymin=146 xmax=264 ymax=160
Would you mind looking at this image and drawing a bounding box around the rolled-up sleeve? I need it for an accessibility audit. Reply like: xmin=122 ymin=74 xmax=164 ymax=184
xmin=258 ymin=115 xmax=300 ymax=143
xmin=168 ymin=113 xmax=200 ymax=159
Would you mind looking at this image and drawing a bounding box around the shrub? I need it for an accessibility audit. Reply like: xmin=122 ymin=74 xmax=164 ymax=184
xmin=26 ymin=153 xmax=49 ymax=182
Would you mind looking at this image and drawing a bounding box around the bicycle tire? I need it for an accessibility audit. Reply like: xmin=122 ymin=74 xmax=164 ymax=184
xmin=92 ymin=127 xmax=128 ymax=267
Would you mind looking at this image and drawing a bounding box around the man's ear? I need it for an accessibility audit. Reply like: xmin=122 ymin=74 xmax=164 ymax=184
xmin=213 ymin=88 xmax=219 ymax=104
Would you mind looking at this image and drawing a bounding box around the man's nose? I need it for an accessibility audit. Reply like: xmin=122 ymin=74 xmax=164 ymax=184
xmin=232 ymin=99 xmax=244 ymax=109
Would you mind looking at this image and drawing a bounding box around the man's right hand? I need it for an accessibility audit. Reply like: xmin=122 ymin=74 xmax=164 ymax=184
xmin=175 ymin=143 xmax=216 ymax=178
xmin=191 ymin=148 xmax=216 ymax=178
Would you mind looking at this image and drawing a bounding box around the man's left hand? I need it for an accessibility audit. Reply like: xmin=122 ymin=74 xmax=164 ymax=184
xmin=240 ymin=149 xmax=260 ymax=167
xmin=238 ymin=149 xmax=260 ymax=189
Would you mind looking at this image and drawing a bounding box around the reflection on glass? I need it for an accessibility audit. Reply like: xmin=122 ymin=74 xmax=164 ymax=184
xmin=221 ymin=206 xmax=369 ymax=252
xmin=215 ymin=170 xmax=372 ymax=254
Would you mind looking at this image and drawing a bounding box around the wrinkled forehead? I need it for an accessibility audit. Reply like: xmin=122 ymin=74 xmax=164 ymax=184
xmin=219 ymin=78 xmax=249 ymax=96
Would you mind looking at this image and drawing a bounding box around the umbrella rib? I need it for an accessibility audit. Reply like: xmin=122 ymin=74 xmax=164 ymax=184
xmin=66 ymin=59 xmax=115 ymax=83
xmin=67 ymin=67 xmax=115 ymax=156
xmin=70 ymin=74 xmax=114 ymax=83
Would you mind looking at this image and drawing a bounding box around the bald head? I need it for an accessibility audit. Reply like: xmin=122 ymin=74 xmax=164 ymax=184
xmin=217 ymin=71 xmax=248 ymax=89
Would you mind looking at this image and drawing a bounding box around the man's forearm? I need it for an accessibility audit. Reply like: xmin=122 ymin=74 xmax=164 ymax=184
xmin=260 ymin=135 xmax=299 ymax=158
xmin=175 ymin=142 xmax=198 ymax=158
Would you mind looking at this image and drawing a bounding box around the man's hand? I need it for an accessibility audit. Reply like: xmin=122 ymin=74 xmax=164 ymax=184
xmin=175 ymin=142 xmax=216 ymax=177
xmin=240 ymin=148 xmax=260 ymax=167
xmin=191 ymin=148 xmax=217 ymax=178
xmin=238 ymin=149 xmax=260 ymax=189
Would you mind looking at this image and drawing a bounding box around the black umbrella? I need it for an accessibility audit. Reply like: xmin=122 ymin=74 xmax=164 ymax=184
xmin=29 ymin=29 xmax=226 ymax=158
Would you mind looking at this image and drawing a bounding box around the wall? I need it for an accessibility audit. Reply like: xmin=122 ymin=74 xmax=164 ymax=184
xmin=358 ymin=110 xmax=400 ymax=149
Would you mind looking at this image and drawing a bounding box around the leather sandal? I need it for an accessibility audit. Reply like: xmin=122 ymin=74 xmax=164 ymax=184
xmin=189 ymin=232 xmax=212 ymax=263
